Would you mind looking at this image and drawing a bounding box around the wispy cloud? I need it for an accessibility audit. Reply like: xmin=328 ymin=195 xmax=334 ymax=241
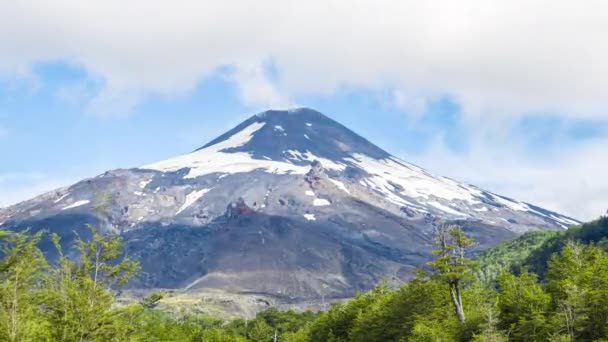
xmin=228 ymin=62 xmax=293 ymax=110
xmin=0 ymin=1 xmax=607 ymax=120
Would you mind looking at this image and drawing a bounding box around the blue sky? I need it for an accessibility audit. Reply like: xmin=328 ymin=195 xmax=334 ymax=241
xmin=1 ymin=1 xmax=608 ymax=220
xmin=0 ymin=63 xmax=461 ymax=186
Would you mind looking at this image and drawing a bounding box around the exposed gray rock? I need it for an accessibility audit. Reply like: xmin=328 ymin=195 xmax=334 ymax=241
xmin=0 ymin=108 xmax=579 ymax=302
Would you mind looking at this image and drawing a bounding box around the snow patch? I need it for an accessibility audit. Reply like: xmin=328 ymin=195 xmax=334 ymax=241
xmin=491 ymin=195 xmax=529 ymax=212
xmin=142 ymin=122 xmax=310 ymax=178
xmin=304 ymin=134 xmax=310 ymax=140
xmin=427 ymin=201 xmax=466 ymax=216
xmin=354 ymin=172 xmax=416 ymax=207
xmin=274 ymin=125 xmax=285 ymax=132
xmin=303 ymin=214 xmax=316 ymax=221
xmin=54 ymin=193 xmax=69 ymax=203
xmin=548 ymin=213 xmax=579 ymax=226
xmin=62 ymin=200 xmax=90 ymax=210
xmin=139 ymin=180 xmax=151 ymax=189
xmin=344 ymin=154 xmax=492 ymax=208
xmin=176 ymin=188 xmax=211 ymax=215
xmin=329 ymin=179 xmax=350 ymax=194
xmin=306 ymin=123 xmax=312 ymax=127
xmin=286 ymin=150 xmax=346 ymax=171
xmin=489 ymin=194 xmax=577 ymax=226
xmin=313 ymin=198 xmax=331 ymax=206
xmin=346 ymin=154 xmax=479 ymax=203
xmin=134 ymin=191 xmax=144 ymax=196
xmin=305 ymin=190 xmax=315 ymax=197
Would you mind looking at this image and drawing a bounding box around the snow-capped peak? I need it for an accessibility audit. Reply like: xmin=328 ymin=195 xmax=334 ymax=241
xmin=0 ymin=107 xmax=582 ymax=305
xmin=142 ymin=121 xmax=309 ymax=178
xmin=137 ymin=108 xmax=579 ymax=230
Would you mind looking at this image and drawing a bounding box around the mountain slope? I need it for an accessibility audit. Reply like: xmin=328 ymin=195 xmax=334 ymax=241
xmin=0 ymin=108 xmax=580 ymax=301
xmin=474 ymin=229 xmax=561 ymax=285
xmin=475 ymin=216 xmax=608 ymax=286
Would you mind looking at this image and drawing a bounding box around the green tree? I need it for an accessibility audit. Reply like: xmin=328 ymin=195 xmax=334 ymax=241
xmin=42 ymin=225 xmax=139 ymax=341
xmin=349 ymin=271 xmax=455 ymax=341
xmin=248 ymin=319 xmax=274 ymax=342
xmin=309 ymin=282 xmax=390 ymax=341
xmin=141 ymin=290 xmax=165 ymax=309
xmin=497 ymin=271 xmax=550 ymax=341
xmin=472 ymin=306 xmax=507 ymax=342
xmin=281 ymin=326 xmax=310 ymax=342
xmin=0 ymin=230 xmax=52 ymax=341
xmin=428 ymin=224 xmax=477 ymax=324
xmin=546 ymin=241 xmax=608 ymax=340
xmin=474 ymin=230 xmax=560 ymax=286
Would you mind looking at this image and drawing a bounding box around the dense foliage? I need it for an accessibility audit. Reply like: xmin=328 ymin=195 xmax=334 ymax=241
xmin=525 ymin=216 xmax=608 ymax=277
xmin=1 ymin=217 xmax=608 ymax=341
xmin=474 ymin=230 xmax=561 ymax=286
xmin=475 ymin=217 xmax=608 ymax=282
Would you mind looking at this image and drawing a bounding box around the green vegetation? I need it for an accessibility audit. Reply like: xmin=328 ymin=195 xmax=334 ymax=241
xmin=0 ymin=226 xmax=316 ymax=341
xmin=1 ymin=218 xmax=608 ymax=341
xmin=525 ymin=216 xmax=608 ymax=277
xmin=475 ymin=217 xmax=608 ymax=282
xmin=428 ymin=224 xmax=476 ymax=323
xmin=474 ymin=229 xmax=561 ymax=286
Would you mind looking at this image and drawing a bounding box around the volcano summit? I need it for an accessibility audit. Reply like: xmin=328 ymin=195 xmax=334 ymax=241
xmin=0 ymin=108 xmax=578 ymax=302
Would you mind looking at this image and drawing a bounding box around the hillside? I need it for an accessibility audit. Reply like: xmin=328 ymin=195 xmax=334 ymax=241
xmin=474 ymin=230 xmax=561 ymax=285
xmin=524 ymin=216 xmax=608 ymax=276
xmin=476 ymin=216 xmax=608 ymax=284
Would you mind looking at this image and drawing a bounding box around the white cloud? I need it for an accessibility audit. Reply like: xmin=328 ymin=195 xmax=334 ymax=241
xmin=0 ymin=1 xmax=606 ymax=118
xmin=229 ymin=63 xmax=293 ymax=109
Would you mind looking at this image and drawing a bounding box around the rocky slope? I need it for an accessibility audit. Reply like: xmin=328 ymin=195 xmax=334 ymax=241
xmin=0 ymin=108 xmax=579 ymax=302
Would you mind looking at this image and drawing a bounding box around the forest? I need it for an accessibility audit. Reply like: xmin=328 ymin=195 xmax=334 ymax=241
xmin=1 ymin=217 xmax=608 ymax=341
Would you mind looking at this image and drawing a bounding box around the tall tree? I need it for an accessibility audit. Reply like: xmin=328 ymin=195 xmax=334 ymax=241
xmin=497 ymin=271 xmax=550 ymax=341
xmin=546 ymin=241 xmax=608 ymax=340
xmin=428 ymin=224 xmax=476 ymax=323
xmin=43 ymin=225 xmax=138 ymax=341
xmin=0 ymin=230 xmax=51 ymax=341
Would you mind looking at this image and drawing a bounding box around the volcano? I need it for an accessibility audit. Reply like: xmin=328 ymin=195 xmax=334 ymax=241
xmin=0 ymin=108 xmax=578 ymax=303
